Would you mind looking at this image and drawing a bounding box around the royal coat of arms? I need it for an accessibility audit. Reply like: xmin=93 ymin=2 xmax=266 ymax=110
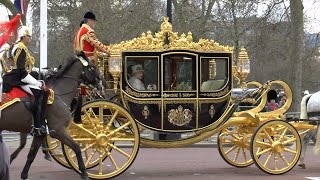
xmin=168 ymin=105 xmax=192 ymax=126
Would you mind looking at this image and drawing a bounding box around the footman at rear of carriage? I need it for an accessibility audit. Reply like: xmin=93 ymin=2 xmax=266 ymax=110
xmin=2 ymin=26 xmax=49 ymax=136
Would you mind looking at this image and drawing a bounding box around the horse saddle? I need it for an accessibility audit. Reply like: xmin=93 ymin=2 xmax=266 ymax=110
xmin=0 ymin=87 xmax=54 ymax=111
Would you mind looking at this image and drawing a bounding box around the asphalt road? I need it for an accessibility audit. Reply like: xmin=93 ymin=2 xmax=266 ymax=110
xmin=7 ymin=145 xmax=320 ymax=180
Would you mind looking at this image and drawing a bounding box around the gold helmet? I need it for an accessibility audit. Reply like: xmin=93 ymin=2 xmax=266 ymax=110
xmin=17 ymin=26 xmax=32 ymax=42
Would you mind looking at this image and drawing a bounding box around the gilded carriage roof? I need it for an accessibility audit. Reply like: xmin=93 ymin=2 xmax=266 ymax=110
xmin=109 ymin=17 xmax=233 ymax=54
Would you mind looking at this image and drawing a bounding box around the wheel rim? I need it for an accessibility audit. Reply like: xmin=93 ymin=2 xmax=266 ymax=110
xmin=251 ymin=120 xmax=301 ymax=174
xmin=46 ymin=136 xmax=70 ymax=169
xmin=218 ymin=125 xmax=253 ymax=167
xmin=64 ymin=100 xmax=140 ymax=179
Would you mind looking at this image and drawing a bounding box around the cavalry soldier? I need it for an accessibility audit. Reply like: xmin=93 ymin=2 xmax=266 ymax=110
xmin=3 ymin=26 xmax=48 ymax=136
xmin=74 ymin=11 xmax=109 ymax=64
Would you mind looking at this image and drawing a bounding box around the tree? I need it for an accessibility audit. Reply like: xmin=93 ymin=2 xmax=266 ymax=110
xmin=289 ymin=0 xmax=304 ymax=111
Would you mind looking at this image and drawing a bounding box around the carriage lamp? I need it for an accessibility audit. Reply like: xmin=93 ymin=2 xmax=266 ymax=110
xmin=108 ymin=53 xmax=122 ymax=92
xmin=237 ymin=48 xmax=250 ymax=90
xmin=209 ymin=59 xmax=216 ymax=80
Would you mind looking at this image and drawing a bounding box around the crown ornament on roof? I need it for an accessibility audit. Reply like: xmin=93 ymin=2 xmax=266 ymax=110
xmin=109 ymin=17 xmax=233 ymax=54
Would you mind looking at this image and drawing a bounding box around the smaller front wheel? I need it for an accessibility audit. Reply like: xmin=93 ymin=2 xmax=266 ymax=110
xmin=251 ymin=120 xmax=301 ymax=175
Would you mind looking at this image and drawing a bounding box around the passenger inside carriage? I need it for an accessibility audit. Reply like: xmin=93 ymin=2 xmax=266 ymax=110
xmin=128 ymin=64 xmax=157 ymax=91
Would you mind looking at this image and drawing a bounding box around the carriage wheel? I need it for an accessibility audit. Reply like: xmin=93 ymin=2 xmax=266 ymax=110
xmin=250 ymin=120 xmax=301 ymax=174
xmin=63 ymin=100 xmax=140 ymax=179
xmin=46 ymin=135 xmax=70 ymax=169
xmin=218 ymin=125 xmax=254 ymax=167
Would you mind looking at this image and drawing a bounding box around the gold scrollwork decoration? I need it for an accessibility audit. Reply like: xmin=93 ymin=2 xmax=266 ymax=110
xmin=109 ymin=17 xmax=233 ymax=54
xmin=168 ymin=105 xmax=193 ymax=126
xmin=125 ymin=86 xmax=159 ymax=98
xmin=200 ymin=86 xmax=230 ymax=97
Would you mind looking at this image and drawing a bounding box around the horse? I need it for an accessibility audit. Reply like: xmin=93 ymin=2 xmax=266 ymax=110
xmin=299 ymin=91 xmax=320 ymax=169
xmin=0 ymin=54 xmax=103 ymax=180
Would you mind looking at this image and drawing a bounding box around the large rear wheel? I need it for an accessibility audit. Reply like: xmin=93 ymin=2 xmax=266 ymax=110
xmin=63 ymin=100 xmax=140 ymax=179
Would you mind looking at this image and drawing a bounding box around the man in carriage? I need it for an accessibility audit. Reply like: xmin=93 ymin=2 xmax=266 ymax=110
xmin=2 ymin=25 xmax=49 ymax=136
xmin=74 ymin=11 xmax=109 ymax=64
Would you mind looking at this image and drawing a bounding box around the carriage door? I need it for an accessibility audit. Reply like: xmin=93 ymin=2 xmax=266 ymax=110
xmin=161 ymin=52 xmax=198 ymax=132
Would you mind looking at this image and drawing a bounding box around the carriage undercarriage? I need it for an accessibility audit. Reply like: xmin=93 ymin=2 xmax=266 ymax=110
xmin=42 ymin=18 xmax=317 ymax=179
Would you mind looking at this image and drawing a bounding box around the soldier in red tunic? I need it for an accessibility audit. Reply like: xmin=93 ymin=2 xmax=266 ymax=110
xmin=74 ymin=11 xmax=109 ymax=64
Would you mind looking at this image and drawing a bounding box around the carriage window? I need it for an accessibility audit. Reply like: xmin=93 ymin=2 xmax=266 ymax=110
xmin=126 ymin=57 xmax=158 ymax=91
xmin=164 ymin=54 xmax=196 ymax=91
xmin=200 ymin=58 xmax=228 ymax=91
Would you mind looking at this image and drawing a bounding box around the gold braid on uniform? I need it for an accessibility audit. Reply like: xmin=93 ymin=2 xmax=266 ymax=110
xmin=13 ymin=42 xmax=35 ymax=73
xmin=84 ymin=31 xmax=108 ymax=53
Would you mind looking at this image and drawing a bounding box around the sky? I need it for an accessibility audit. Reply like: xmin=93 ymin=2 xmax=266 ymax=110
xmin=0 ymin=1 xmax=320 ymax=33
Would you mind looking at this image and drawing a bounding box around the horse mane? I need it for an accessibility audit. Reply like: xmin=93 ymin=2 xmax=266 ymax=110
xmin=54 ymin=57 xmax=77 ymax=79
xmin=54 ymin=52 xmax=89 ymax=79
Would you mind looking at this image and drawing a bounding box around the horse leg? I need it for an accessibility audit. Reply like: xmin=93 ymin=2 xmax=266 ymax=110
xmin=298 ymin=130 xmax=314 ymax=169
xmin=53 ymin=131 xmax=88 ymax=180
xmin=10 ymin=133 xmax=28 ymax=164
xmin=20 ymin=135 xmax=44 ymax=180
xmin=41 ymin=138 xmax=52 ymax=161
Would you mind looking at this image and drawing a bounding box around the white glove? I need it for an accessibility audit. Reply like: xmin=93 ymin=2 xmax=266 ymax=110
xmin=21 ymin=74 xmax=42 ymax=87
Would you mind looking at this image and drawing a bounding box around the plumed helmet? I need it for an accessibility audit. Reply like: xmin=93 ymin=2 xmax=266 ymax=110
xmin=17 ymin=26 xmax=32 ymax=41
xmin=84 ymin=11 xmax=97 ymax=21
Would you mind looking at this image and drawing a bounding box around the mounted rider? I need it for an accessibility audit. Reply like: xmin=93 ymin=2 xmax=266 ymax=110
xmin=73 ymin=11 xmax=109 ymax=64
xmin=2 ymin=26 xmax=49 ymax=136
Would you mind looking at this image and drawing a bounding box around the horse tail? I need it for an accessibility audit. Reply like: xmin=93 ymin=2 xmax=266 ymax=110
xmin=300 ymin=94 xmax=312 ymax=119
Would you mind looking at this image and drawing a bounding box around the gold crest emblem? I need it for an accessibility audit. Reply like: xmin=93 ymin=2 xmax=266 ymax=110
xmin=168 ymin=105 xmax=192 ymax=126
xmin=209 ymin=105 xmax=215 ymax=118
xmin=142 ymin=105 xmax=150 ymax=119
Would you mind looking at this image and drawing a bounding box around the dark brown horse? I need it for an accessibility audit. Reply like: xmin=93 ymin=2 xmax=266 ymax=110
xmin=0 ymin=54 xmax=103 ymax=180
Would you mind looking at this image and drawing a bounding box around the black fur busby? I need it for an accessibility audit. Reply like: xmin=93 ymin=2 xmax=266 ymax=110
xmin=84 ymin=11 xmax=97 ymax=21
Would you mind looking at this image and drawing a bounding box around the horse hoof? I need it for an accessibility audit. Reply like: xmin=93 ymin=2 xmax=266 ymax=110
xmin=44 ymin=154 xmax=52 ymax=161
xmin=298 ymin=163 xmax=306 ymax=169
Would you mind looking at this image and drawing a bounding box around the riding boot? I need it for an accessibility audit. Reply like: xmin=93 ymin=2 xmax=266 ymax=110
xmin=31 ymin=89 xmax=49 ymax=136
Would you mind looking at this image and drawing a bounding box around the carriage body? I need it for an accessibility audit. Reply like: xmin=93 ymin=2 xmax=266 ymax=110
xmin=120 ymin=50 xmax=232 ymax=132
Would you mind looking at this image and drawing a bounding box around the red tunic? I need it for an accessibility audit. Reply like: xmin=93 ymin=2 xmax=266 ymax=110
xmin=74 ymin=24 xmax=108 ymax=60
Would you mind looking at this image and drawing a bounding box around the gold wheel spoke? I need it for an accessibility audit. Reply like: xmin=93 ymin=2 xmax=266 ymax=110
xmin=256 ymin=140 xmax=271 ymax=148
xmin=108 ymin=143 xmax=130 ymax=158
xmin=81 ymin=143 xmax=95 ymax=152
xmin=264 ymin=151 xmax=273 ymax=166
xmin=233 ymin=147 xmax=240 ymax=162
xmin=279 ymin=127 xmax=288 ymax=140
xmin=282 ymin=137 xmax=297 ymax=145
xmin=278 ymin=152 xmax=289 ymax=166
xmin=109 ymin=153 xmax=119 ymax=170
xmin=263 ymin=129 xmax=274 ymax=143
xmin=284 ymin=148 xmax=297 ymax=154
xmin=274 ymin=152 xmax=279 ymax=170
xmin=241 ymin=147 xmax=248 ymax=163
xmin=225 ymin=145 xmax=237 ymax=155
xmin=99 ymin=105 xmax=104 ymax=124
xmin=85 ymin=108 xmax=97 ymax=130
xmin=99 ymin=150 xmax=104 ymax=175
xmin=85 ymin=149 xmax=97 ymax=167
xmin=256 ymin=148 xmax=271 ymax=156
xmin=71 ymin=123 xmax=96 ymax=138
xmin=107 ymin=110 xmax=119 ymax=128
xmin=106 ymin=122 xmax=132 ymax=138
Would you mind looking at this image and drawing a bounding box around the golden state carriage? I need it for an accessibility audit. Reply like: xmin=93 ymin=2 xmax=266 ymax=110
xmin=45 ymin=17 xmax=316 ymax=179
